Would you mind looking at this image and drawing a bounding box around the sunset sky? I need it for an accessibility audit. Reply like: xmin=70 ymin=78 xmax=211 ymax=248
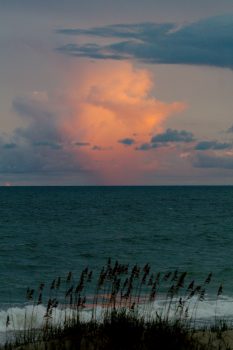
xmin=0 ymin=0 xmax=233 ymax=185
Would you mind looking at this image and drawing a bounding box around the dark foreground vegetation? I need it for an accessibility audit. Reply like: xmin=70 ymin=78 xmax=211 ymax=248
xmin=3 ymin=259 xmax=232 ymax=350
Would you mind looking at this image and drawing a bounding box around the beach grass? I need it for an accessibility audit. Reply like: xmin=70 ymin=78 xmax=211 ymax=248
xmin=3 ymin=259 xmax=232 ymax=350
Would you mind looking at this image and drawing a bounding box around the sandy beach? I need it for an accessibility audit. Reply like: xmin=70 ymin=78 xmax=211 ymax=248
xmin=194 ymin=330 xmax=233 ymax=350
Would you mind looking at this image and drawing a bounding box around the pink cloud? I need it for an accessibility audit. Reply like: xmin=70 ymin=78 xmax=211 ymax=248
xmin=61 ymin=61 xmax=186 ymax=184
xmin=8 ymin=61 xmax=186 ymax=184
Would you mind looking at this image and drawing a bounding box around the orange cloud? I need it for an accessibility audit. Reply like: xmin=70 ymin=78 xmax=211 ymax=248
xmin=61 ymin=62 xmax=186 ymax=184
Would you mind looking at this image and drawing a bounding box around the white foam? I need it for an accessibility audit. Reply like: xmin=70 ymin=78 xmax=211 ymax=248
xmin=136 ymin=296 xmax=233 ymax=325
xmin=0 ymin=296 xmax=232 ymax=345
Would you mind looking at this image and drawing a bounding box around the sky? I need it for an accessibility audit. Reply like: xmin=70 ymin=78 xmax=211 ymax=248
xmin=0 ymin=0 xmax=233 ymax=185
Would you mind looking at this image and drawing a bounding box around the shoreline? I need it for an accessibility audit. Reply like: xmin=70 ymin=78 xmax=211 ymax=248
xmin=1 ymin=261 xmax=231 ymax=349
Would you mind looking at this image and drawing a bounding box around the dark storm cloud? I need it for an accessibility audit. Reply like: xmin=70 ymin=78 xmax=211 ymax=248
xmin=193 ymin=153 xmax=233 ymax=169
xmin=118 ymin=138 xmax=135 ymax=146
xmin=195 ymin=141 xmax=232 ymax=150
xmin=57 ymin=15 xmax=233 ymax=69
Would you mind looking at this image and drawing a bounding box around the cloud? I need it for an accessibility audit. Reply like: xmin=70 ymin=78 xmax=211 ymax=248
xmin=136 ymin=128 xmax=194 ymax=151
xmin=151 ymin=128 xmax=194 ymax=143
xmin=91 ymin=145 xmax=112 ymax=151
xmin=13 ymin=96 xmax=53 ymax=120
xmin=2 ymin=143 xmax=17 ymax=149
xmin=135 ymin=143 xmax=153 ymax=151
xmin=135 ymin=143 xmax=159 ymax=151
xmin=118 ymin=138 xmax=135 ymax=146
xmin=74 ymin=142 xmax=90 ymax=147
xmin=59 ymin=62 xmax=185 ymax=183
xmin=32 ymin=141 xmax=63 ymax=149
xmin=57 ymin=14 xmax=233 ymax=69
xmin=92 ymin=145 xmax=102 ymax=151
xmin=193 ymin=153 xmax=233 ymax=169
xmin=195 ymin=140 xmax=232 ymax=150
xmin=0 ymin=94 xmax=92 ymax=178
xmin=136 ymin=130 xmax=232 ymax=156
xmin=227 ymin=125 xmax=233 ymax=133
xmin=0 ymin=62 xmax=186 ymax=184
xmin=0 ymin=141 xmax=85 ymax=174
xmin=13 ymin=95 xmax=61 ymax=144
xmin=58 ymin=22 xmax=173 ymax=39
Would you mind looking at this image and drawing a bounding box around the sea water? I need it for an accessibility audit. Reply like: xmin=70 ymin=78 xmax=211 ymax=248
xmin=0 ymin=186 xmax=233 ymax=340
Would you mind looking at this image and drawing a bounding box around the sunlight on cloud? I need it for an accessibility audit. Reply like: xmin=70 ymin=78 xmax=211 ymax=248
xmin=3 ymin=62 xmax=186 ymax=184
xmin=61 ymin=61 xmax=186 ymax=184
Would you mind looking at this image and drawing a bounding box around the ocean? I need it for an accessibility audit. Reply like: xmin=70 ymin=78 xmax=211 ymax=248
xmin=0 ymin=186 xmax=233 ymax=338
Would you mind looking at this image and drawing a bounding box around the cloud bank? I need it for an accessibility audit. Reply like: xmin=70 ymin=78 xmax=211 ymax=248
xmin=0 ymin=97 xmax=88 ymax=176
xmin=0 ymin=62 xmax=185 ymax=185
xmin=1 ymin=58 xmax=232 ymax=185
xmin=195 ymin=141 xmax=231 ymax=150
xmin=193 ymin=153 xmax=233 ymax=169
xmin=57 ymin=14 xmax=233 ymax=69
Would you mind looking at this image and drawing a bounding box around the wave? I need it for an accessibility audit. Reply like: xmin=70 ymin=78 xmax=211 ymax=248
xmin=0 ymin=295 xmax=232 ymax=344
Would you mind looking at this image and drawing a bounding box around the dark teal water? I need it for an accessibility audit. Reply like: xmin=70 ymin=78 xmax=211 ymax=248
xmin=0 ymin=186 xmax=233 ymax=304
